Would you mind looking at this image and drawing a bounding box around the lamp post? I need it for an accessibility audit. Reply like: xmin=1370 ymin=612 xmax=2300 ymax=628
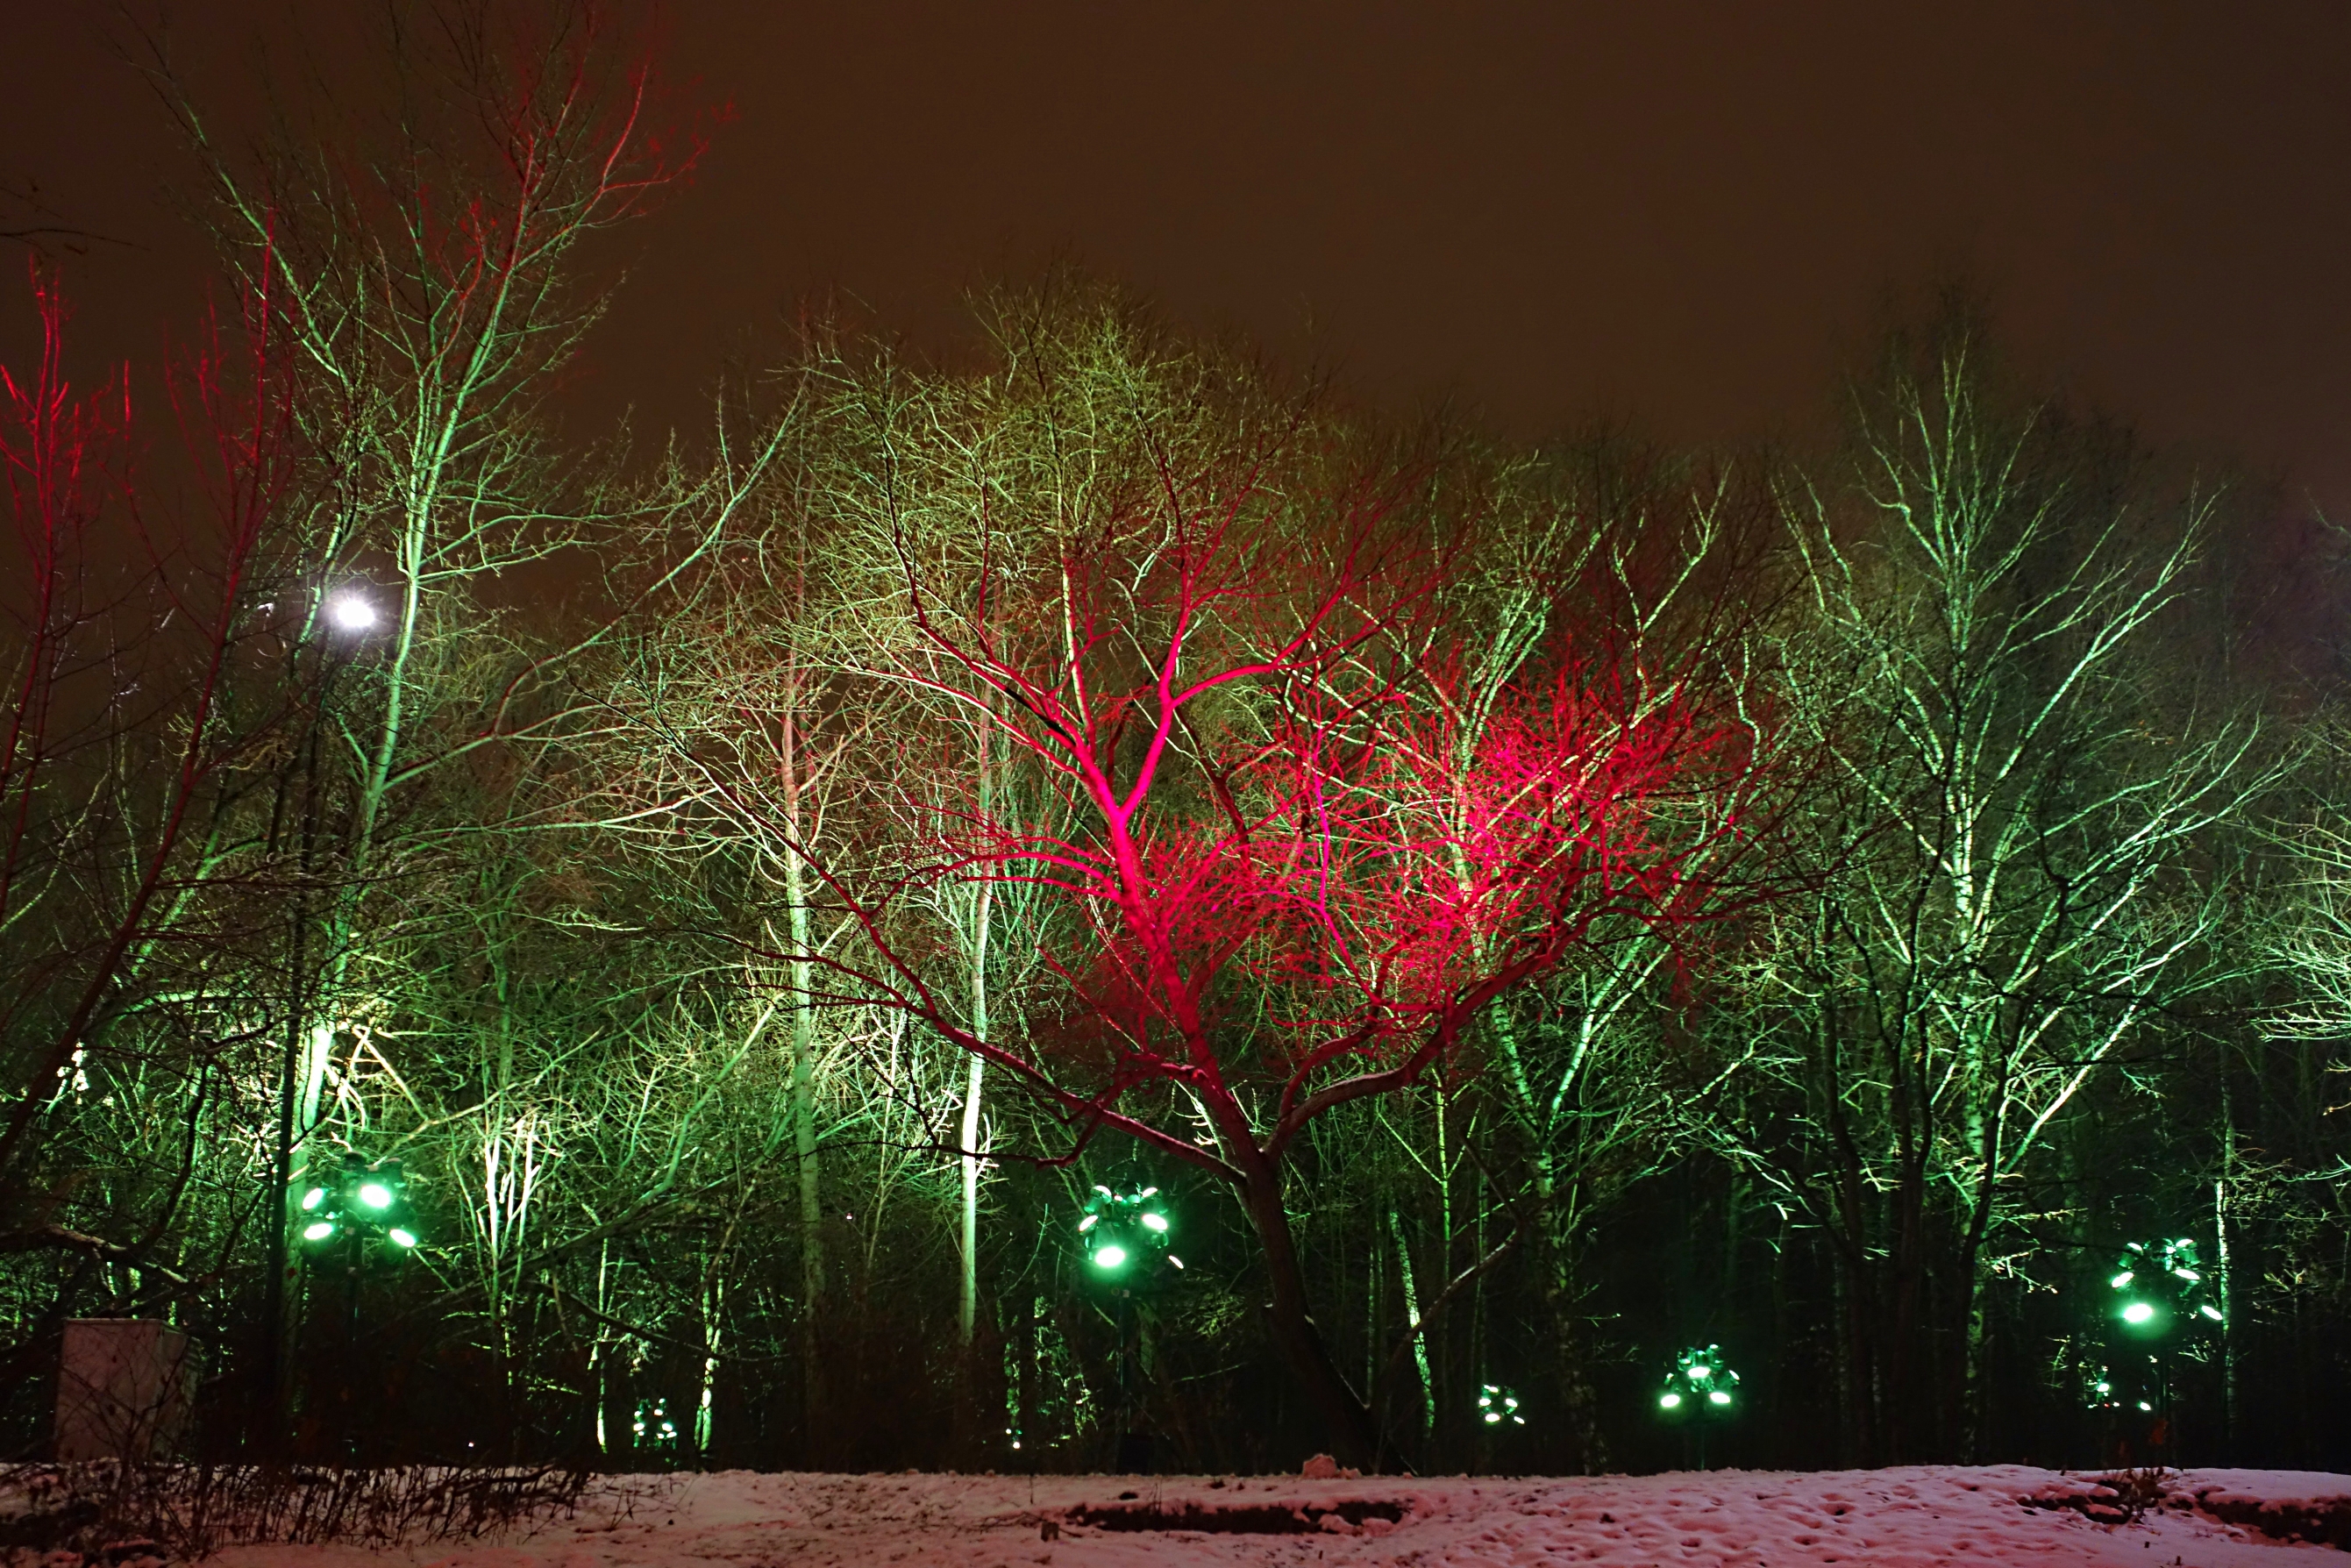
xmin=256 ymin=587 xmax=381 ymax=1453
xmin=2096 ymin=1237 xmax=2222 ymax=1465
xmin=1079 ymin=1183 xmax=1178 ymax=1472
xmin=294 ymin=1150 xmax=421 ymax=1459
xmin=1656 ymin=1344 xmax=1740 ymax=1471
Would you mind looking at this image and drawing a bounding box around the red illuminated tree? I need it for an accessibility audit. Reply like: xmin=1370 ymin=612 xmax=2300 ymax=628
xmin=0 ymin=258 xmax=300 ymax=1245
xmin=752 ymin=448 xmax=1766 ymax=1465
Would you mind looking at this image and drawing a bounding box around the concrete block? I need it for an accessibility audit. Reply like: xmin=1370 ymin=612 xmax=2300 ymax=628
xmin=53 ymin=1318 xmax=191 ymax=1461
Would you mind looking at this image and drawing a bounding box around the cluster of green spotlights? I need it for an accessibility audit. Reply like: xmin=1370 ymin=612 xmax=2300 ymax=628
xmin=633 ymin=1397 xmax=679 ymax=1453
xmin=1079 ymin=1184 xmax=1179 ymax=1279
xmin=1478 ymin=1383 xmax=1526 ymax=1427
xmin=2084 ymin=1235 xmax=2224 ymax=1417
xmin=2110 ymin=1237 xmax=2222 ymax=1335
xmin=295 ymin=1151 xmax=420 ymax=1252
xmin=1657 ymin=1344 xmax=1740 ymax=1416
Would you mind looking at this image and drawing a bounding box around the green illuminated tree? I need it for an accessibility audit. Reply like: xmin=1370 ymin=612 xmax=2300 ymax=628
xmin=1697 ymin=326 xmax=2277 ymax=1462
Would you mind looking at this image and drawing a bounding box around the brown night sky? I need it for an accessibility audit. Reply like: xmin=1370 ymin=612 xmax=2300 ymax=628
xmin=8 ymin=3 xmax=2351 ymax=518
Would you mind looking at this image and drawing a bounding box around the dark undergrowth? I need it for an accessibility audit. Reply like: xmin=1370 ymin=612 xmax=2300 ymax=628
xmin=0 ymin=1459 xmax=664 ymax=1564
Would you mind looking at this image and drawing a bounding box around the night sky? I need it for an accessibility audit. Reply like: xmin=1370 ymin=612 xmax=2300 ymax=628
xmin=9 ymin=4 xmax=2351 ymax=517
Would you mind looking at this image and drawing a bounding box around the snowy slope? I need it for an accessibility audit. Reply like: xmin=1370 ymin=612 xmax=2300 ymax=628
xmin=202 ymin=1464 xmax=2351 ymax=1566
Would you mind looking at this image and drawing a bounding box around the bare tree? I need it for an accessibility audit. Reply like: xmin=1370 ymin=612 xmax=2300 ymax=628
xmin=686 ymin=342 xmax=1768 ymax=1464
xmin=1699 ymin=333 xmax=2277 ymax=1462
xmin=0 ymin=260 xmax=300 ymax=1300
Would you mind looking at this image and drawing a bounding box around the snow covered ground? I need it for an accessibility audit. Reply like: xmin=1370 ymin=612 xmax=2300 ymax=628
xmin=194 ymin=1463 xmax=2351 ymax=1567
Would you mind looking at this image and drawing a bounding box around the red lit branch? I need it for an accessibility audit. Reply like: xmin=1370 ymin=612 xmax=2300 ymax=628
xmin=744 ymin=446 xmax=1763 ymax=1464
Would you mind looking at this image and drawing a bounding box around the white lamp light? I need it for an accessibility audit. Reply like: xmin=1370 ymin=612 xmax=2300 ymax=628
xmin=327 ymin=592 xmax=379 ymax=632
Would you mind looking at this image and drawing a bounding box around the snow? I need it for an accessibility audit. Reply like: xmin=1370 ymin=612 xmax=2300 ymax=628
xmin=2174 ymin=1470 xmax=2351 ymax=1512
xmin=198 ymin=1464 xmax=2351 ymax=1566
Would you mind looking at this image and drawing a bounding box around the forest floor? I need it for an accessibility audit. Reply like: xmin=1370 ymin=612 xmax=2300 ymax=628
xmin=195 ymin=1463 xmax=2351 ymax=1567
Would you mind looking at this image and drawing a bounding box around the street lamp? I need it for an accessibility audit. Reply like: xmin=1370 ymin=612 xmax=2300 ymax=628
xmin=292 ymin=1151 xmax=422 ymax=1458
xmin=1478 ymin=1383 xmax=1527 ymax=1428
xmin=2094 ymin=1237 xmax=2223 ymax=1464
xmin=325 ymin=590 xmax=379 ymax=633
xmin=1657 ymin=1343 xmax=1740 ymax=1414
xmin=1656 ymin=1344 xmax=1740 ymax=1469
xmin=1079 ymin=1184 xmax=1179 ymax=1279
xmin=633 ymin=1397 xmax=680 ymax=1459
xmin=255 ymin=587 xmax=389 ymax=1454
xmin=1077 ymin=1182 xmax=1179 ymax=1474
xmin=294 ymin=1151 xmax=423 ymax=1256
xmin=2110 ymin=1237 xmax=2221 ymax=1335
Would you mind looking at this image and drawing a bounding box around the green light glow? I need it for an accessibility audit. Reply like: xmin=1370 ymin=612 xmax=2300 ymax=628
xmin=1660 ymin=1344 xmax=1740 ymax=1423
xmin=1477 ymin=1383 xmax=1527 ymax=1427
xmin=1078 ymin=1181 xmax=1177 ymax=1283
xmin=2122 ymin=1301 xmax=2157 ymax=1325
xmin=301 ymin=1187 xmax=327 ymax=1211
xmin=302 ymin=1221 xmax=334 ymax=1242
xmin=2110 ymin=1271 xmax=2134 ymax=1288
xmin=2200 ymin=1303 xmax=2223 ymax=1321
xmin=358 ymin=1182 xmax=394 ymax=1209
xmin=388 ymin=1227 xmax=417 ymax=1248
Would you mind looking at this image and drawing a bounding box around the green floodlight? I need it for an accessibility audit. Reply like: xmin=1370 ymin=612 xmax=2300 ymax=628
xmin=293 ymin=1151 xmax=422 ymax=1254
xmin=2108 ymin=1237 xmax=2220 ymax=1336
xmin=633 ymin=1397 xmax=679 ymax=1455
xmin=1478 ymin=1383 xmax=1526 ymax=1428
xmin=1657 ymin=1344 xmax=1741 ymax=1420
xmin=1079 ymin=1182 xmax=1178 ymax=1280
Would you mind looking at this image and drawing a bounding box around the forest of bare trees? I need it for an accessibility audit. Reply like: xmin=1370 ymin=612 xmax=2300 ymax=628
xmin=2 ymin=6 xmax=2346 ymax=1476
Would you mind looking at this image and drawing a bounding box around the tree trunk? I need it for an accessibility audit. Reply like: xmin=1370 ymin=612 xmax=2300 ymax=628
xmin=959 ymin=880 xmax=993 ymax=1347
xmin=1240 ymin=1167 xmax=1380 ymax=1468
xmin=782 ymin=697 xmax=825 ymax=1457
xmin=1388 ymin=1206 xmax=1434 ymax=1444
